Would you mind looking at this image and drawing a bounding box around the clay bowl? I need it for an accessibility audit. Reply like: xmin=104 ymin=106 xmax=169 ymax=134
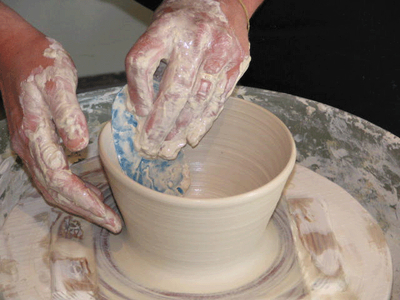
xmin=99 ymin=97 xmax=296 ymax=290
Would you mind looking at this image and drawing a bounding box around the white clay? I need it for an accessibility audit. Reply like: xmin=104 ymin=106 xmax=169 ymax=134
xmin=19 ymin=38 xmax=82 ymax=187
xmin=128 ymin=0 xmax=251 ymax=160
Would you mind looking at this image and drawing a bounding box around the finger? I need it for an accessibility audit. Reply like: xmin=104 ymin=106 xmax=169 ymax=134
xmin=20 ymin=76 xmax=122 ymax=233
xmin=202 ymin=32 xmax=234 ymax=74
xmin=134 ymin=17 xmax=216 ymax=158
xmin=125 ymin=30 xmax=169 ymax=117
xmin=160 ymin=74 xmax=216 ymax=158
xmin=181 ymin=33 xmax=239 ymax=146
xmin=29 ymin=157 xmax=122 ymax=233
xmin=186 ymin=62 xmax=243 ymax=146
xmin=19 ymin=75 xmax=68 ymax=171
xmin=156 ymin=33 xmax=233 ymax=157
xmin=30 ymin=40 xmax=90 ymax=152
xmin=186 ymin=78 xmax=226 ymax=146
xmin=138 ymin=53 xmax=200 ymax=157
xmin=46 ymin=170 xmax=122 ymax=233
xmin=84 ymin=181 xmax=104 ymax=200
xmin=158 ymin=103 xmax=192 ymax=159
xmin=44 ymin=78 xmax=89 ymax=152
xmin=28 ymin=120 xmax=121 ymax=232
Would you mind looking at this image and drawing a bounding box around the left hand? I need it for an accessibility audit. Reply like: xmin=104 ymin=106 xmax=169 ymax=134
xmin=125 ymin=0 xmax=251 ymax=160
xmin=0 ymin=22 xmax=122 ymax=233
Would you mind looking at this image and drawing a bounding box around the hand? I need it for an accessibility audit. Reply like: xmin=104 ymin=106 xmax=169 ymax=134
xmin=0 ymin=13 xmax=122 ymax=233
xmin=125 ymin=0 xmax=251 ymax=160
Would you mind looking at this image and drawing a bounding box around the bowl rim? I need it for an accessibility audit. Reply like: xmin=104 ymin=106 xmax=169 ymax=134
xmin=99 ymin=97 xmax=296 ymax=208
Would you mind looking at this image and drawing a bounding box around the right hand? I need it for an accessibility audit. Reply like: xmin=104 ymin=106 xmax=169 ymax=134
xmin=125 ymin=0 xmax=251 ymax=160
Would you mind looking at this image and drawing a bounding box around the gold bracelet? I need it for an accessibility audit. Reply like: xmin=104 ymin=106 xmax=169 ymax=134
xmin=237 ymin=0 xmax=250 ymax=31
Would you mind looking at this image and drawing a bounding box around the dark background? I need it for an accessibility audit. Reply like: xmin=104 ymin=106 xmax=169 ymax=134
xmin=1 ymin=0 xmax=399 ymax=137
xmin=240 ymin=0 xmax=400 ymax=136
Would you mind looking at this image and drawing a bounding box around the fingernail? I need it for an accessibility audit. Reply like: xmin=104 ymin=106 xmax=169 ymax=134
xmin=103 ymin=213 xmax=123 ymax=234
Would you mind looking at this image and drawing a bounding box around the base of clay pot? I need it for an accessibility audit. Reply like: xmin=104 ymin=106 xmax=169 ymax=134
xmin=94 ymin=203 xmax=300 ymax=299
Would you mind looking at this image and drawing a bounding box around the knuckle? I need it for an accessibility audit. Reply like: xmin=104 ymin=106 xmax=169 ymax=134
xmin=10 ymin=127 xmax=28 ymax=159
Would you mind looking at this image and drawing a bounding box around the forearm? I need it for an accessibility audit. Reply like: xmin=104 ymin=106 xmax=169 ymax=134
xmin=0 ymin=2 xmax=45 ymax=82
xmin=0 ymin=2 xmax=53 ymax=130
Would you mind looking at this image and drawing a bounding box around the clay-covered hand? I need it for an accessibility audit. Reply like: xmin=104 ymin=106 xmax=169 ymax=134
xmin=0 ymin=28 xmax=121 ymax=232
xmin=125 ymin=0 xmax=251 ymax=160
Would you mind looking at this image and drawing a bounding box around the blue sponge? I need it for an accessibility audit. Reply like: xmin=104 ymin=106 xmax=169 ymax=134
xmin=111 ymin=85 xmax=190 ymax=196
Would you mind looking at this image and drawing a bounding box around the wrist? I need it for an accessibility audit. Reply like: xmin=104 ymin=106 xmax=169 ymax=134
xmin=219 ymin=0 xmax=263 ymax=20
xmin=218 ymin=0 xmax=263 ymax=34
xmin=218 ymin=0 xmax=263 ymax=52
xmin=238 ymin=0 xmax=264 ymax=17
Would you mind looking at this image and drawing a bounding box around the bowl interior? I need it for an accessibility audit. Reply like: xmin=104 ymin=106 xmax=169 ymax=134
xmin=181 ymin=98 xmax=295 ymax=198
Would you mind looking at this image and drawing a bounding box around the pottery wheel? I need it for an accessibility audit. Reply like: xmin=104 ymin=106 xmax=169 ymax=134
xmin=0 ymin=157 xmax=392 ymax=299
xmin=94 ymin=197 xmax=303 ymax=300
